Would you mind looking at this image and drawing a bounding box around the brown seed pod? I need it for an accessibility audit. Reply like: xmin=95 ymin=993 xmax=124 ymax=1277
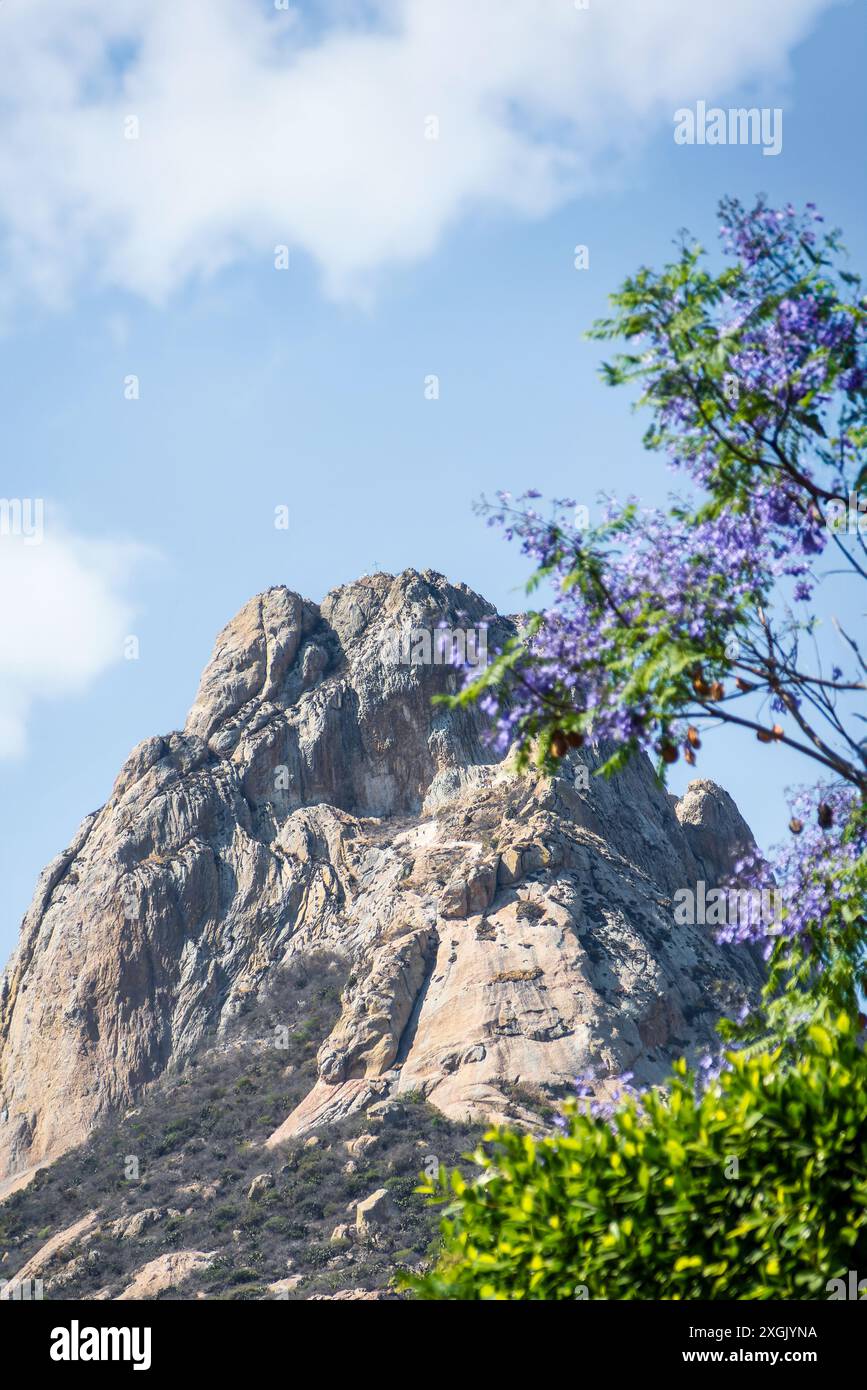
xmin=692 ymin=676 xmax=711 ymax=697
xmin=684 ymin=746 xmax=696 ymax=766
xmin=735 ymin=677 xmax=755 ymax=693
xmin=817 ymin=802 xmax=834 ymax=829
xmin=772 ymin=724 xmax=784 ymax=740
xmin=550 ymin=731 xmax=568 ymax=760
xmin=660 ymin=743 xmax=678 ymax=764
xmin=565 ymin=731 xmax=584 ymax=749
xmin=709 ymin=681 xmax=725 ymax=702
xmin=756 ymin=728 xmax=773 ymax=743
xmin=686 ymin=726 xmax=701 ymax=748
xmin=788 ymin=817 xmax=804 ymax=835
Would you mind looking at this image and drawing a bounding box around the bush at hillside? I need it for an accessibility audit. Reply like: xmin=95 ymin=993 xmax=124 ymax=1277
xmin=408 ymin=1013 xmax=867 ymax=1300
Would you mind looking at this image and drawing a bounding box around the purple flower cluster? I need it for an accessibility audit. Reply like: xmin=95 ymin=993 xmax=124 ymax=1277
xmin=476 ymin=487 xmax=807 ymax=759
xmin=554 ymin=1067 xmax=646 ymax=1132
xmin=652 ymin=199 xmax=866 ymax=519
xmin=467 ymin=199 xmax=866 ymax=781
xmin=721 ymin=783 xmax=867 ymax=953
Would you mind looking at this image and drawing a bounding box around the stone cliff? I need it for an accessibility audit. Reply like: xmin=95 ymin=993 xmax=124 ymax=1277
xmin=0 ymin=570 xmax=761 ymax=1185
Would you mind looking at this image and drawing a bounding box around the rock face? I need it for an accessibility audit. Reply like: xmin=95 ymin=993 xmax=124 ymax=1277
xmin=115 ymin=1251 xmax=217 ymax=1301
xmin=355 ymin=1188 xmax=396 ymax=1242
xmin=673 ymin=779 xmax=756 ymax=884
xmin=0 ymin=1211 xmax=98 ymax=1297
xmin=0 ymin=570 xmax=761 ymax=1183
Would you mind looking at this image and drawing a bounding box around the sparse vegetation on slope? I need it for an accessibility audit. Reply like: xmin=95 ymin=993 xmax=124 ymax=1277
xmin=0 ymin=953 xmax=480 ymax=1300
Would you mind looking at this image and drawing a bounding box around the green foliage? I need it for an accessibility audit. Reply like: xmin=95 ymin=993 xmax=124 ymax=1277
xmin=722 ymin=804 xmax=867 ymax=1058
xmin=407 ymin=1013 xmax=867 ymax=1300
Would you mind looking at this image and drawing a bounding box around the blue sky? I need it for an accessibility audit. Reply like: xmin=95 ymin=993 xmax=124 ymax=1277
xmin=1 ymin=0 xmax=865 ymax=963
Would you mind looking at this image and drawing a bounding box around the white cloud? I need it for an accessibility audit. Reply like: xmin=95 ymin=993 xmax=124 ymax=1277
xmin=0 ymin=0 xmax=838 ymax=306
xmin=0 ymin=516 xmax=145 ymax=757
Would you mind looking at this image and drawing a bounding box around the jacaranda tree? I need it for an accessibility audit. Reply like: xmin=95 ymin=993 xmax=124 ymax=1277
xmin=411 ymin=197 xmax=867 ymax=1299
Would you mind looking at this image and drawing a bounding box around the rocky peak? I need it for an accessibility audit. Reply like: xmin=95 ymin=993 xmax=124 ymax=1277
xmin=673 ymin=779 xmax=756 ymax=884
xmin=184 ymin=586 xmax=311 ymax=742
xmin=0 ymin=570 xmax=762 ymax=1189
xmin=181 ymin=569 xmax=507 ymax=820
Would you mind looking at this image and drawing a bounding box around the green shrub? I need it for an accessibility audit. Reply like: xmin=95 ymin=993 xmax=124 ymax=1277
xmin=408 ymin=1013 xmax=867 ymax=1300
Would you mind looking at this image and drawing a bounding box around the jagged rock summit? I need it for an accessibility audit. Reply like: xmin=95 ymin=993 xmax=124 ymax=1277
xmin=0 ymin=569 xmax=760 ymax=1186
